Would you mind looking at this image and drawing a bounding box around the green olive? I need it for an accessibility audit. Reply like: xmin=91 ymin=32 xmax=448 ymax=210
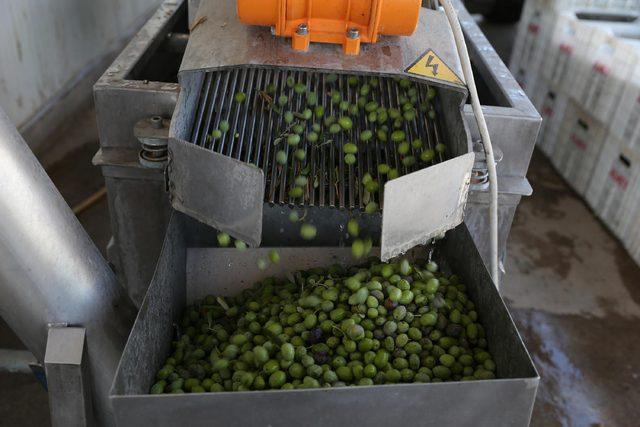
xmin=329 ymin=123 xmax=341 ymax=134
xmin=391 ymin=130 xmax=405 ymax=143
xmin=343 ymin=143 xmax=358 ymax=154
xmin=344 ymin=154 xmax=356 ymax=165
xmin=402 ymin=156 xmax=416 ymax=167
xmin=284 ymin=111 xmax=294 ymax=124
xmin=347 ymin=218 xmax=359 ymax=237
xmin=420 ymin=149 xmax=435 ymax=163
xmin=360 ymin=130 xmax=373 ymax=142
xmin=276 ymin=150 xmax=287 ymax=165
xmin=289 ymin=187 xmax=303 ymax=198
xmin=338 ymin=117 xmax=353 ymax=130
xmin=287 ymin=134 xmax=300 ymax=146
xmin=306 ymin=92 xmax=318 ymax=106
xmin=294 ymin=149 xmax=306 ymax=161
xmin=307 ymin=131 xmax=318 ymax=143
xmin=300 ymin=223 xmax=317 ymax=240
xmin=217 ymin=232 xmax=231 ymax=247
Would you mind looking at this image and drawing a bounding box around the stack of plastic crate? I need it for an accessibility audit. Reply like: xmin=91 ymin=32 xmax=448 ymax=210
xmin=585 ymin=60 xmax=640 ymax=265
xmin=533 ymin=12 xmax=599 ymax=156
xmin=552 ymin=29 xmax=640 ymax=194
xmin=511 ymin=0 xmax=640 ymax=266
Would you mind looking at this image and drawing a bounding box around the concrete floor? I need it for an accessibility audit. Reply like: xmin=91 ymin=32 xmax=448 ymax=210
xmin=1 ymin=18 xmax=640 ymax=427
xmin=505 ymin=150 xmax=640 ymax=426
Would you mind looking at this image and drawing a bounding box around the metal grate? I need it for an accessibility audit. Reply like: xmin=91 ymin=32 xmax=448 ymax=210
xmin=189 ymin=68 xmax=447 ymax=210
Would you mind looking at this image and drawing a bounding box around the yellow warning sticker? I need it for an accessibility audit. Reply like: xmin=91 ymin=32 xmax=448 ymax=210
xmin=406 ymin=49 xmax=464 ymax=85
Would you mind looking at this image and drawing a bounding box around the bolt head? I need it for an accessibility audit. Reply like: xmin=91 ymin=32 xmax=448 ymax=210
xmin=297 ymin=23 xmax=309 ymax=35
xmin=150 ymin=116 xmax=163 ymax=129
xmin=347 ymin=27 xmax=359 ymax=39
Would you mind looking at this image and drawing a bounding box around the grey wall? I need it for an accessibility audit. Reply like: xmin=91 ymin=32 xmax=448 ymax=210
xmin=0 ymin=0 xmax=162 ymax=153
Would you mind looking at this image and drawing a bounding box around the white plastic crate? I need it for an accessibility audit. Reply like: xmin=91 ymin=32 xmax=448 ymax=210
xmin=542 ymin=12 xmax=597 ymax=89
xmin=581 ymin=37 xmax=640 ymax=123
xmin=585 ymin=135 xmax=640 ymax=237
xmin=534 ymin=82 xmax=571 ymax=157
xmin=510 ymin=0 xmax=563 ymax=95
xmin=552 ymin=101 xmax=608 ymax=195
xmin=619 ymin=184 xmax=640 ymax=266
xmin=610 ymin=60 xmax=640 ymax=152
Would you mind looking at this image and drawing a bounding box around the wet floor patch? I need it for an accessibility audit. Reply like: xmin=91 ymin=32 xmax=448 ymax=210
xmin=512 ymin=308 xmax=640 ymax=427
xmin=504 ymin=151 xmax=640 ymax=319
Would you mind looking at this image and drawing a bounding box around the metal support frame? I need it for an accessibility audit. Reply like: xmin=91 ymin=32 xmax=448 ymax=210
xmin=45 ymin=327 xmax=93 ymax=427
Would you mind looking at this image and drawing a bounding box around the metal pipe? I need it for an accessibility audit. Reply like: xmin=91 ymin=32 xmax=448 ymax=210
xmin=0 ymin=108 xmax=136 ymax=426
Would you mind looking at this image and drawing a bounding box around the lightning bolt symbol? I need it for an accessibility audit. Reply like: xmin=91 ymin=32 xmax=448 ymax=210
xmin=426 ymin=55 xmax=439 ymax=76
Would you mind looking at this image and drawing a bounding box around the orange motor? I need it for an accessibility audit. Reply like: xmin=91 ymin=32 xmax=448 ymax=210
xmin=237 ymin=0 xmax=422 ymax=55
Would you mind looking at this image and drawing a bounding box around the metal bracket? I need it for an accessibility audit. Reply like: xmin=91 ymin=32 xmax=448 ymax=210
xmin=134 ymin=116 xmax=170 ymax=169
xmin=44 ymin=326 xmax=94 ymax=427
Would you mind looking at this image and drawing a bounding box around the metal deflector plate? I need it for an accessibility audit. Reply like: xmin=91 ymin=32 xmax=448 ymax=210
xmin=168 ymin=139 xmax=264 ymax=246
xmin=381 ymin=152 xmax=474 ymax=261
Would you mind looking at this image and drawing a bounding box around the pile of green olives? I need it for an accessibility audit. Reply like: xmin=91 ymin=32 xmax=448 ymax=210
xmin=150 ymin=258 xmax=496 ymax=394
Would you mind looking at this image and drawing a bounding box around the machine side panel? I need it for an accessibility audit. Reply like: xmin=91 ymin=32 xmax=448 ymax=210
xmin=381 ymin=152 xmax=474 ymax=260
xmin=168 ymin=139 xmax=265 ymax=246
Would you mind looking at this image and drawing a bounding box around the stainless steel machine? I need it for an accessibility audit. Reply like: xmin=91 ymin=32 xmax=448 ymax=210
xmin=101 ymin=0 xmax=539 ymax=425
xmin=0 ymin=0 xmax=540 ymax=425
xmin=94 ymin=0 xmax=538 ymax=308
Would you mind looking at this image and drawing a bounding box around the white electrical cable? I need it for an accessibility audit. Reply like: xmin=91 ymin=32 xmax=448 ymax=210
xmin=439 ymin=0 xmax=500 ymax=287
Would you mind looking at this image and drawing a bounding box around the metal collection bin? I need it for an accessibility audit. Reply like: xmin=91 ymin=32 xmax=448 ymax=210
xmin=110 ymin=213 xmax=539 ymax=426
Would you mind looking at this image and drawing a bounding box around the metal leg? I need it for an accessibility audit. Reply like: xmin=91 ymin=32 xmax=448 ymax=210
xmin=44 ymin=327 xmax=93 ymax=427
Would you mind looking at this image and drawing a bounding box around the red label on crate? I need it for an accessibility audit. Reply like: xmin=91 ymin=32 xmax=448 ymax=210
xmin=593 ymin=62 xmax=609 ymax=75
xmin=559 ymin=43 xmax=573 ymax=54
xmin=609 ymin=167 xmax=629 ymax=190
xmin=570 ymin=133 xmax=587 ymax=150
